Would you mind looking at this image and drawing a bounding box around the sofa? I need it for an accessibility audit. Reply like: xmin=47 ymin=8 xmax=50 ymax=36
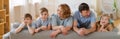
xmin=3 ymin=23 xmax=120 ymax=39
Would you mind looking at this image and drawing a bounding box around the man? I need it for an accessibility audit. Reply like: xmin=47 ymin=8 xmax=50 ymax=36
xmin=73 ymin=3 xmax=96 ymax=36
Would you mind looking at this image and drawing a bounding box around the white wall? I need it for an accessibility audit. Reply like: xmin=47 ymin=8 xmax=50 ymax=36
xmin=10 ymin=0 xmax=28 ymax=23
xmin=54 ymin=0 xmax=97 ymax=13
xmin=10 ymin=0 xmax=97 ymax=23
xmin=117 ymin=0 xmax=120 ymax=18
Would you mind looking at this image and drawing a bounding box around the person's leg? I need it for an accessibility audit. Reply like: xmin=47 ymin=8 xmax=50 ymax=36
xmin=3 ymin=32 xmax=10 ymax=39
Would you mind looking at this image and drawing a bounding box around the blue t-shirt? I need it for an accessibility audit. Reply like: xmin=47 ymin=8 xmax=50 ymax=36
xmin=35 ymin=17 xmax=50 ymax=28
xmin=73 ymin=10 xmax=96 ymax=29
xmin=20 ymin=22 xmax=36 ymax=30
xmin=51 ymin=14 xmax=73 ymax=27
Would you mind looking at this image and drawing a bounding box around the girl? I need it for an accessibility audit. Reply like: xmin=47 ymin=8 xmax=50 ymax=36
xmin=96 ymin=14 xmax=114 ymax=32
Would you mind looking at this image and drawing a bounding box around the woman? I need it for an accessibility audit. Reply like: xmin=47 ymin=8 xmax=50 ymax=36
xmin=50 ymin=4 xmax=73 ymax=38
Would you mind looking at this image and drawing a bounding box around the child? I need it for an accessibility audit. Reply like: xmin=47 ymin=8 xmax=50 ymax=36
xmin=35 ymin=7 xmax=51 ymax=33
xmin=15 ymin=13 xmax=35 ymax=34
xmin=96 ymin=14 xmax=114 ymax=32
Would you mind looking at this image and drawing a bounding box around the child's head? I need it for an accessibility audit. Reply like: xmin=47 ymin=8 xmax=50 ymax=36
xmin=39 ymin=7 xmax=49 ymax=20
xmin=24 ymin=13 xmax=32 ymax=24
xmin=100 ymin=14 xmax=110 ymax=26
xmin=57 ymin=4 xmax=71 ymax=19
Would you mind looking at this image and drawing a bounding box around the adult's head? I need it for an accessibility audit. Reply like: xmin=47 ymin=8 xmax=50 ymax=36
xmin=79 ymin=3 xmax=90 ymax=18
xmin=57 ymin=4 xmax=71 ymax=19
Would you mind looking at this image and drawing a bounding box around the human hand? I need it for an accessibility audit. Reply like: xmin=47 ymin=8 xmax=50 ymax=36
xmin=20 ymin=22 xmax=26 ymax=27
xmin=50 ymin=31 xmax=59 ymax=38
xmin=61 ymin=27 xmax=68 ymax=35
xmin=78 ymin=28 xmax=89 ymax=36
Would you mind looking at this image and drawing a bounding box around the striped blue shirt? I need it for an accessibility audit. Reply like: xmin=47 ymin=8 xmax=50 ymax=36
xmin=51 ymin=14 xmax=73 ymax=27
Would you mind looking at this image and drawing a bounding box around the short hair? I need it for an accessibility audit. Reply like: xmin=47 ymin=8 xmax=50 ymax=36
xmin=24 ymin=13 xmax=32 ymax=20
xmin=40 ymin=7 xmax=48 ymax=14
xmin=79 ymin=3 xmax=89 ymax=12
xmin=59 ymin=4 xmax=71 ymax=18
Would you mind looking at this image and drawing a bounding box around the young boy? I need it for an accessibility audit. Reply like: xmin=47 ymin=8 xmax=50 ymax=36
xmin=96 ymin=14 xmax=114 ymax=32
xmin=35 ymin=7 xmax=51 ymax=33
xmin=15 ymin=13 xmax=35 ymax=34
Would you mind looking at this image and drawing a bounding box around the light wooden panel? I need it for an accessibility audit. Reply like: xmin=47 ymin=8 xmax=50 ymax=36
xmin=4 ymin=0 xmax=9 ymax=15
xmin=0 ymin=23 xmax=4 ymax=35
xmin=0 ymin=9 xmax=6 ymax=22
xmin=0 ymin=0 xmax=3 ymax=10
xmin=0 ymin=10 xmax=5 ymax=39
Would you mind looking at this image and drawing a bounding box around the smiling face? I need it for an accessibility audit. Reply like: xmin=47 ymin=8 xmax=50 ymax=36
xmin=57 ymin=4 xmax=71 ymax=19
xmin=57 ymin=6 xmax=63 ymax=18
xmin=100 ymin=15 xmax=110 ymax=26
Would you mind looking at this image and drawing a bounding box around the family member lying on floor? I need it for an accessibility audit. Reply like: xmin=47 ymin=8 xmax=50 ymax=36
xmin=50 ymin=4 xmax=73 ymax=38
xmin=73 ymin=3 xmax=96 ymax=36
xmin=95 ymin=14 xmax=114 ymax=32
xmin=15 ymin=13 xmax=36 ymax=34
xmin=35 ymin=7 xmax=51 ymax=33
